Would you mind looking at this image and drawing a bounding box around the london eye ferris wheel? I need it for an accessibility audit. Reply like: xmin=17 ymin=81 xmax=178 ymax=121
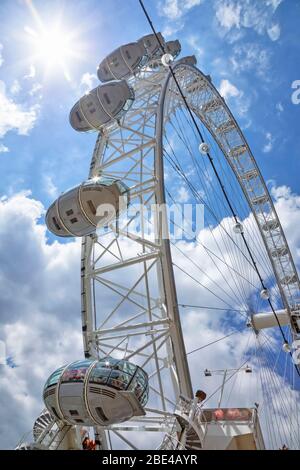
xmin=17 ymin=4 xmax=300 ymax=451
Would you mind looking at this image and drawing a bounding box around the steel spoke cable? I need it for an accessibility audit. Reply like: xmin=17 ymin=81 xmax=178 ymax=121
xmin=163 ymin=146 xmax=260 ymax=279
xmin=262 ymin=350 xmax=297 ymax=448
xmin=171 ymin=240 xmax=244 ymax=308
xmin=258 ymin=344 xmax=286 ymax=450
xmin=173 ymin=262 xmax=237 ymax=310
xmin=175 ymin=98 xmax=280 ymax=300
xmin=179 ymin=304 xmax=248 ymax=314
xmin=180 ymin=107 xmax=277 ymax=287
xmin=165 ymin=145 xmax=262 ymax=312
xmin=163 ymin=140 xmax=264 ymax=297
xmin=166 ymin=116 xmax=252 ymax=306
xmin=186 ymin=330 xmax=242 ymax=356
xmin=256 ymin=337 xmax=277 ymax=449
xmin=258 ymin=335 xmax=300 ymax=447
xmin=259 ymin=354 xmax=282 ymax=448
xmin=166 ymin=189 xmax=260 ymax=294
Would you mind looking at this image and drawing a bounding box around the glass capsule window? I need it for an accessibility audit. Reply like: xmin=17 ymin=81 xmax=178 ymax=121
xmin=82 ymin=177 xmax=116 ymax=188
xmin=139 ymin=54 xmax=148 ymax=68
xmin=61 ymin=359 xmax=93 ymax=384
xmin=140 ymin=388 xmax=149 ymax=407
xmin=88 ymin=357 xmax=149 ymax=405
xmin=107 ymin=370 xmax=130 ymax=390
xmin=98 ymin=177 xmax=116 ymax=187
xmin=115 ymin=180 xmax=129 ymax=194
xmin=122 ymin=97 xmax=134 ymax=113
xmin=89 ymin=366 xmax=111 ymax=385
xmin=128 ymin=368 xmax=148 ymax=401
xmin=44 ymin=365 xmax=66 ymax=390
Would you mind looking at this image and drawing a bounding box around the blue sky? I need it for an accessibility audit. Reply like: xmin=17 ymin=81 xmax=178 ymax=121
xmin=1 ymin=0 xmax=300 ymax=450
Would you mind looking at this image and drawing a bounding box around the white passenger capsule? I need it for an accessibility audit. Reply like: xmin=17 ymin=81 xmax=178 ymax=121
xmin=138 ymin=32 xmax=165 ymax=59
xmin=97 ymin=42 xmax=148 ymax=82
xmin=165 ymin=40 xmax=181 ymax=59
xmin=46 ymin=177 xmax=129 ymax=238
xmin=43 ymin=357 xmax=149 ymax=426
xmin=69 ymin=80 xmax=134 ymax=132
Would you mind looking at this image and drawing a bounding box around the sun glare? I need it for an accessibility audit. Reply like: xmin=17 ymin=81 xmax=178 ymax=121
xmin=34 ymin=27 xmax=72 ymax=67
xmin=24 ymin=1 xmax=82 ymax=81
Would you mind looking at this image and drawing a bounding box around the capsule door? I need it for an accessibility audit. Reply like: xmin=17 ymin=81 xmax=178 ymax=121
xmin=79 ymin=89 xmax=111 ymax=130
xmin=58 ymin=360 xmax=94 ymax=426
xmin=120 ymin=43 xmax=147 ymax=73
xmin=97 ymin=81 xmax=133 ymax=120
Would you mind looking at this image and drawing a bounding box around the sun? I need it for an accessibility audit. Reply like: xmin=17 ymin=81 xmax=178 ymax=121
xmin=24 ymin=1 xmax=82 ymax=81
xmin=33 ymin=26 xmax=73 ymax=68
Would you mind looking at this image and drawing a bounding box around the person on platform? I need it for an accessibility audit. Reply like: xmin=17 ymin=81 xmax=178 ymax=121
xmin=195 ymin=390 xmax=207 ymax=404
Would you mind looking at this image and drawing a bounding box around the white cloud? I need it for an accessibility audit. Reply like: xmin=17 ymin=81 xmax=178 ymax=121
xmin=186 ymin=35 xmax=204 ymax=58
xmin=215 ymin=1 xmax=241 ymax=30
xmin=80 ymin=72 xmax=98 ymax=94
xmin=162 ymin=22 xmax=184 ymax=38
xmin=0 ymin=143 xmax=9 ymax=153
xmin=218 ymin=79 xmax=251 ymax=118
xmin=161 ymin=0 xmax=180 ymax=19
xmin=29 ymin=83 xmax=43 ymax=97
xmin=24 ymin=65 xmax=36 ymax=80
xmin=263 ymin=132 xmax=274 ymax=153
xmin=10 ymin=80 xmax=21 ymax=96
xmin=267 ymin=23 xmax=281 ymax=41
xmin=177 ymin=185 xmax=189 ymax=202
xmin=160 ymin=0 xmax=202 ymax=20
xmin=266 ymin=0 xmax=283 ymax=10
xmin=215 ymin=0 xmax=284 ymax=41
xmin=276 ymin=102 xmax=284 ymax=114
xmin=219 ymin=78 xmax=241 ymax=100
xmin=159 ymin=0 xmax=203 ymax=37
xmin=230 ymin=43 xmax=271 ymax=79
xmin=43 ymin=175 xmax=58 ymax=199
xmin=0 ymin=192 xmax=82 ymax=449
xmin=0 ymin=81 xmax=39 ymax=138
